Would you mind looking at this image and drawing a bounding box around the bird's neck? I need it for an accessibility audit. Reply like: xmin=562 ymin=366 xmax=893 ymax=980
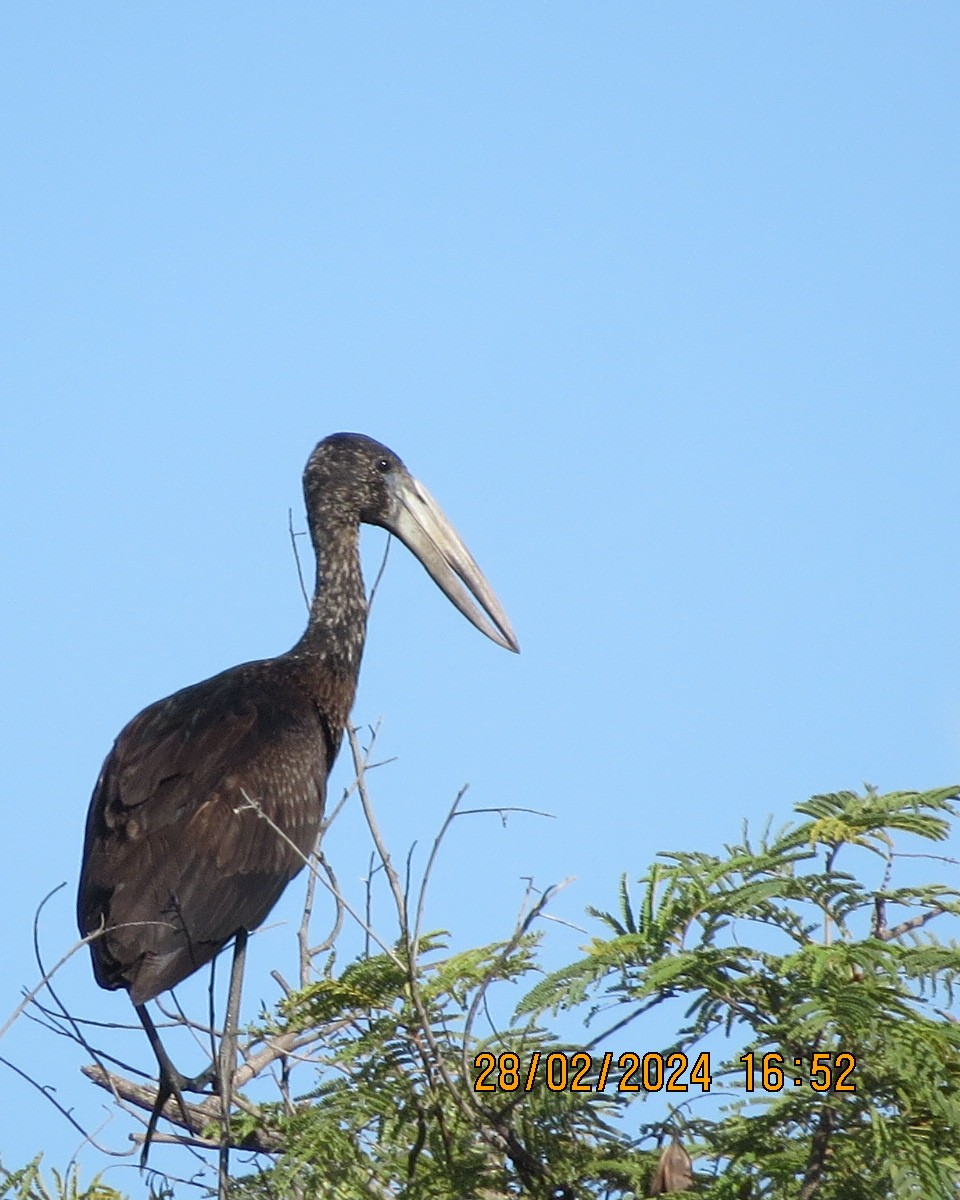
xmin=291 ymin=517 xmax=368 ymax=699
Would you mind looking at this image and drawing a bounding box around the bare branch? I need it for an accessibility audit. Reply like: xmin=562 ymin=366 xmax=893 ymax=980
xmin=0 ymin=891 xmax=95 ymax=1043
xmin=301 ymin=850 xmax=344 ymax=984
xmin=456 ymin=805 xmax=556 ymax=823
xmin=367 ymin=533 xmax=392 ymax=608
xmin=346 ymin=725 xmax=568 ymax=1195
xmin=798 ymin=1105 xmax=834 ymax=1200
xmin=893 ymin=851 xmax=960 ymax=865
xmin=413 ymin=785 xmax=470 ymax=949
xmin=878 ymin=905 xmax=947 ymax=942
xmin=0 ymin=1054 xmax=133 ymax=1158
xmin=236 ymin=786 xmax=404 ymax=967
xmin=80 ymin=1064 xmax=282 ymax=1154
xmin=462 ymin=879 xmax=570 ymax=1064
xmin=287 ymin=507 xmax=310 ymax=612
xmin=348 ymin=726 xmax=408 ymax=928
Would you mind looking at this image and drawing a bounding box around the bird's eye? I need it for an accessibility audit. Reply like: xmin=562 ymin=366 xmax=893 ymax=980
xmin=376 ymin=457 xmax=391 ymax=473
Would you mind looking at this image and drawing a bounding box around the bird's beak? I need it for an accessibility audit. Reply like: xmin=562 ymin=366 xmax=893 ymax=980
xmin=384 ymin=474 xmax=520 ymax=653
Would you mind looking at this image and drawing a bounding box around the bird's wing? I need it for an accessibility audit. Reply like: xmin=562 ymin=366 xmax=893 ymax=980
xmin=78 ymin=663 xmax=331 ymax=1002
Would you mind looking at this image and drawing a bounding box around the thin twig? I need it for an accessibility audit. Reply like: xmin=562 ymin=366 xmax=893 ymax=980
xmin=15 ymin=888 xmax=175 ymax=1155
xmin=347 ymin=725 xmax=562 ymax=1194
xmin=879 ymin=905 xmax=947 ymax=942
xmin=236 ymin=787 xmax=403 ymax=966
xmin=0 ymin=890 xmax=94 ymax=1043
xmin=0 ymin=1054 xmax=132 ymax=1157
xmin=455 ymin=805 xmax=556 ymax=823
xmin=348 ymin=727 xmax=408 ymax=926
xmin=413 ymin=786 xmax=470 ymax=949
xmin=288 ymin=508 xmax=310 ymax=612
xmin=302 ymin=851 xmax=345 ymax=980
xmin=368 ymin=534 xmax=392 ymax=608
xmin=462 ymin=879 xmax=570 ymax=1067
xmin=298 ymin=847 xmax=321 ymax=989
xmin=798 ymin=1105 xmax=834 ymax=1200
xmin=81 ymin=1064 xmax=282 ymax=1153
xmin=893 ymin=851 xmax=960 ymax=865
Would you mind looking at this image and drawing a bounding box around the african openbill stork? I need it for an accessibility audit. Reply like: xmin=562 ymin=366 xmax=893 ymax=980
xmin=77 ymin=432 xmax=518 ymax=1161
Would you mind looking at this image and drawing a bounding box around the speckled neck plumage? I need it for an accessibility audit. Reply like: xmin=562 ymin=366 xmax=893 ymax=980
xmin=289 ymin=500 xmax=368 ymax=727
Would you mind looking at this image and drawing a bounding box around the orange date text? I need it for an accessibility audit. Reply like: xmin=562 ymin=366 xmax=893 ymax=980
xmin=473 ymin=1050 xmax=714 ymax=1093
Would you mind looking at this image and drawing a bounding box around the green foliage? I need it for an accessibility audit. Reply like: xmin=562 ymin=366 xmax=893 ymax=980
xmin=234 ymin=932 xmax=635 ymax=1199
xmin=522 ymin=785 xmax=960 ymax=1198
xmin=225 ymin=784 xmax=960 ymax=1198
xmin=0 ymin=1158 xmax=126 ymax=1200
xmin=9 ymin=785 xmax=960 ymax=1198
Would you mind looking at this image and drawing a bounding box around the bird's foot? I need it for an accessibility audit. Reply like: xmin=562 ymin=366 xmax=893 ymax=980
xmin=140 ymin=1063 xmax=215 ymax=1167
xmin=181 ymin=1063 xmax=217 ymax=1093
xmin=141 ymin=1069 xmax=190 ymax=1167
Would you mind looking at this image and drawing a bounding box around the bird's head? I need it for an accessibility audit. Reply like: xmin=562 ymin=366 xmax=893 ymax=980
xmin=304 ymin=433 xmax=519 ymax=653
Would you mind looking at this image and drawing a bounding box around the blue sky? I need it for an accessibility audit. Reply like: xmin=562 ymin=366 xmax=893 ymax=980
xmin=2 ymin=3 xmax=959 ymax=1189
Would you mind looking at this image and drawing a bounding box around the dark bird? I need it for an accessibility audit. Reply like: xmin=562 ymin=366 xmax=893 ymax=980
xmin=76 ymin=432 xmax=518 ymax=1153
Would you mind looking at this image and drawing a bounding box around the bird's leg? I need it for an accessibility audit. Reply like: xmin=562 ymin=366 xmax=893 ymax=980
xmin=135 ymin=1003 xmax=215 ymax=1167
xmin=218 ymin=930 xmax=248 ymax=1200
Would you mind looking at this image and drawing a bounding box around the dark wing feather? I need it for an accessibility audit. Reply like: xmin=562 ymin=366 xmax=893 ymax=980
xmin=78 ymin=661 xmax=330 ymax=1005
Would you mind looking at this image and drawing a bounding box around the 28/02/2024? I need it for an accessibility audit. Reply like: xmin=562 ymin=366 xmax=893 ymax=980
xmin=473 ymin=1050 xmax=857 ymax=1094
